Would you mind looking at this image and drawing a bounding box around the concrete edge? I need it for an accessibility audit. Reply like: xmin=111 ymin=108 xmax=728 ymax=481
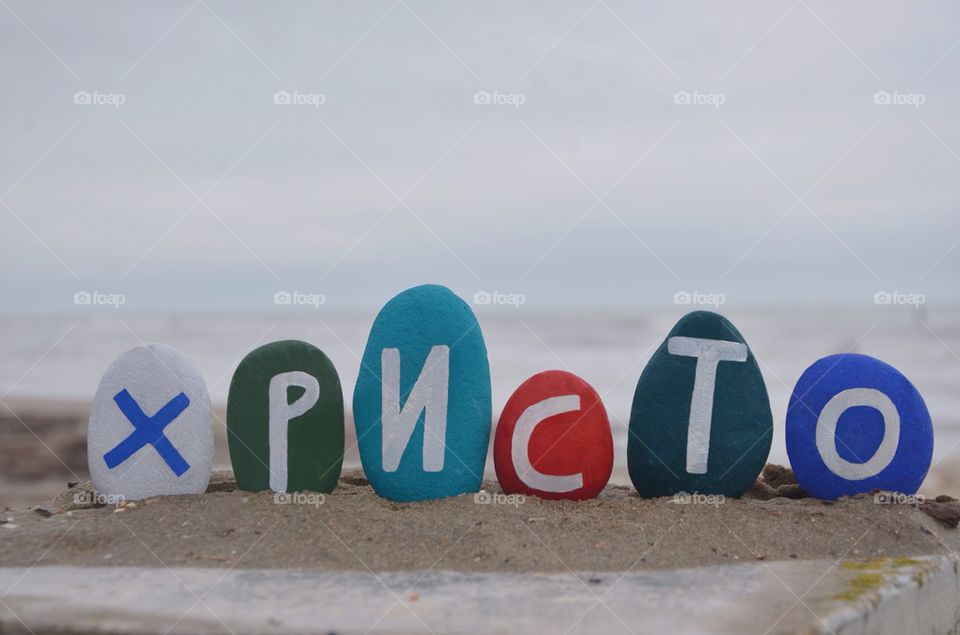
xmin=0 ymin=557 xmax=958 ymax=634
xmin=815 ymin=555 xmax=960 ymax=635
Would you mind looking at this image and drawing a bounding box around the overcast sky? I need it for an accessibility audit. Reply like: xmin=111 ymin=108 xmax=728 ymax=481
xmin=1 ymin=1 xmax=958 ymax=312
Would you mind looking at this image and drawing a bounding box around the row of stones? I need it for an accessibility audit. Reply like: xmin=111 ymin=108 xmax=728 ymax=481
xmin=88 ymin=284 xmax=933 ymax=503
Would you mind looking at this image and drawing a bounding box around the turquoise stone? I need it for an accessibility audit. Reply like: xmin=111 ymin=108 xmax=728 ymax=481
xmin=353 ymin=285 xmax=491 ymax=502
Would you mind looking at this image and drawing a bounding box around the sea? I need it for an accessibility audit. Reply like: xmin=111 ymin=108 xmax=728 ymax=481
xmin=2 ymin=306 xmax=959 ymax=472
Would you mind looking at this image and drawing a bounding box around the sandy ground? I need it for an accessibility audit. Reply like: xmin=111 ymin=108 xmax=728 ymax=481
xmin=0 ymin=466 xmax=956 ymax=573
xmin=2 ymin=398 xmax=959 ymax=574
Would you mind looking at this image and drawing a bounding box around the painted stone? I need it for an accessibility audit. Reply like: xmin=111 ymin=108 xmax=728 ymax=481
xmin=227 ymin=340 xmax=344 ymax=493
xmin=786 ymin=353 xmax=933 ymax=500
xmin=627 ymin=311 xmax=772 ymax=498
xmin=87 ymin=344 xmax=213 ymax=501
xmin=353 ymin=284 xmax=491 ymax=502
xmin=494 ymin=370 xmax=613 ymax=500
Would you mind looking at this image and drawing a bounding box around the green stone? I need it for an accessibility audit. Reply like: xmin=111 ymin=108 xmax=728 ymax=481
xmin=227 ymin=340 xmax=344 ymax=493
xmin=627 ymin=311 xmax=772 ymax=498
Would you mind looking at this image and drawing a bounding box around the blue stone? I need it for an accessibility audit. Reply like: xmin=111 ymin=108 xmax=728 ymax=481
xmin=353 ymin=285 xmax=491 ymax=501
xmin=786 ymin=353 xmax=933 ymax=500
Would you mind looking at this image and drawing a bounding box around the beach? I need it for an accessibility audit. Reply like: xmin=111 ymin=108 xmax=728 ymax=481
xmin=2 ymin=309 xmax=959 ymax=573
xmin=1 ymin=467 xmax=958 ymax=574
xmin=3 ymin=307 xmax=960 ymax=508
xmin=4 ymin=399 xmax=958 ymax=574
xmin=4 ymin=394 xmax=960 ymax=510
xmin=2 ymin=312 xmax=960 ymax=633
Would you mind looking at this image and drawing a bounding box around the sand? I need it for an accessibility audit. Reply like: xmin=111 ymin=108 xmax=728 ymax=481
xmin=3 ymin=398 xmax=959 ymax=573
xmin=0 ymin=466 xmax=957 ymax=574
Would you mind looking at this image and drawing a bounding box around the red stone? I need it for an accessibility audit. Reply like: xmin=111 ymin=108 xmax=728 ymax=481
xmin=494 ymin=370 xmax=613 ymax=500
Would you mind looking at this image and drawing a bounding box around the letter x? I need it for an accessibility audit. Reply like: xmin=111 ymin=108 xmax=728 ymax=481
xmin=103 ymin=389 xmax=191 ymax=476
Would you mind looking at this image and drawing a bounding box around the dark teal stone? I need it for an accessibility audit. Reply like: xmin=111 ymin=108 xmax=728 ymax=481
xmin=627 ymin=311 xmax=772 ymax=498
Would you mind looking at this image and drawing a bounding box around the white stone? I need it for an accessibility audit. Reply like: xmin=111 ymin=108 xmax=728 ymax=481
xmin=87 ymin=344 xmax=212 ymax=500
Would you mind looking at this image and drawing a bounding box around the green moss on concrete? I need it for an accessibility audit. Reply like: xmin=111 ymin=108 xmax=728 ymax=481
xmin=832 ymin=557 xmax=931 ymax=602
xmin=832 ymin=572 xmax=886 ymax=602
xmin=839 ymin=557 xmax=923 ymax=571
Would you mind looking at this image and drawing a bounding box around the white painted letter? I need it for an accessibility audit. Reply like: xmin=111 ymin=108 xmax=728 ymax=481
xmin=815 ymin=388 xmax=899 ymax=480
xmin=381 ymin=346 xmax=450 ymax=472
xmin=667 ymin=336 xmax=748 ymax=474
xmin=268 ymin=371 xmax=321 ymax=492
xmin=512 ymin=395 xmax=583 ymax=493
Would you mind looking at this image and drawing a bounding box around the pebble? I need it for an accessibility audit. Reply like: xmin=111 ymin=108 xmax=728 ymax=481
xmin=494 ymin=370 xmax=613 ymax=500
xmin=228 ymin=340 xmax=344 ymax=493
xmin=786 ymin=353 xmax=933 ymax=500
xmin=628 ymin=311 xmax=772 ymax=497
xmin=353 ymin=285 xmax=491 ymax=502
xmin=87 ymin=344 xmax=212 ymax=501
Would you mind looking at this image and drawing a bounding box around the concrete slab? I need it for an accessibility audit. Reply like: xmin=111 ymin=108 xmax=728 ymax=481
xmin=0 ymin=557 xmax=957 ymax=634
